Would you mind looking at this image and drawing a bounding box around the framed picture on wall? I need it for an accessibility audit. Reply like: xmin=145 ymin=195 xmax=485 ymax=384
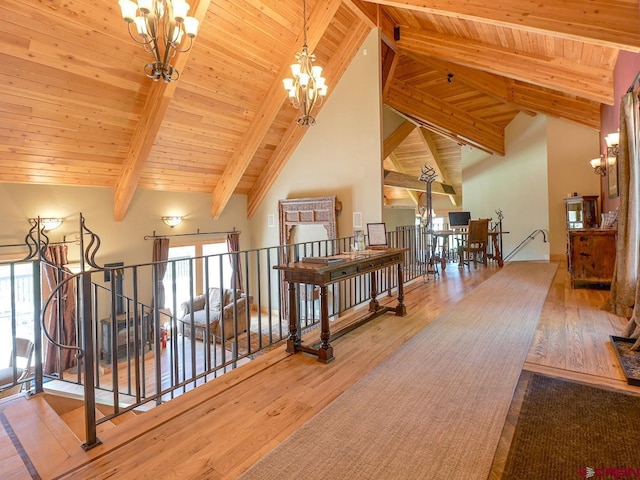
xmin=608 ymin=155 xmax=619 ymax=198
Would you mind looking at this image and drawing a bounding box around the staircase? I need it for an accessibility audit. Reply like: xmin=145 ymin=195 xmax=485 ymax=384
xmin=0 ymin=389 xmax=142 ymax=479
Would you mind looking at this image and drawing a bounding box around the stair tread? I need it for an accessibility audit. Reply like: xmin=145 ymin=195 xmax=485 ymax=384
xmin=3 ymin=395 xmax=82 ymax=478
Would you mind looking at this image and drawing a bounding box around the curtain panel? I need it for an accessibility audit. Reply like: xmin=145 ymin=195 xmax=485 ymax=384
xmin=42 ymin=245 xmax=77 ymax=374
xmin=152 ymin=237 xmax=170 ymax=309
xmin=609 ymin=90 xmax=640 ymax=348
xmin=227 ymin=232 xmax=243 ymax=291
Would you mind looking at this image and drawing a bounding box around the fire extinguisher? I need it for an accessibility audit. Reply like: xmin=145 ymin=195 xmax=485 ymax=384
xmin=161 ymin=329 xmax=167 ymax=349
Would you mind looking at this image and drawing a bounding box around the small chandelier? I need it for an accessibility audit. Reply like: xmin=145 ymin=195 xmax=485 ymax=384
xmin=282 ymin=0 xmax=328 ymax=126
xmin=117 ymin=0 xmax=199 ymax=82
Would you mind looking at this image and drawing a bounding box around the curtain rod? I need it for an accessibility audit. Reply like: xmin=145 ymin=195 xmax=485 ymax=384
xmin=0 ymin=238 xmax=77 ymax=249
xmin=144 ymin=228 xmax=240 ymax=240
xmin=628 ymin=70 xmax=640 ymax=93
xmin=0 ymin=242 xmax=29 ymax=249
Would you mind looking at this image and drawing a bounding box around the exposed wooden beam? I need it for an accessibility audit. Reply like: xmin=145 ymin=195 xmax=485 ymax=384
xmin=247 ymin=21 xmax=372 ymax=219
xmin=383 ymin=121 xmax=415 ymax=159
xmin=397 ymin=27 xmax=614 ymax=105
xmin=113 ymin=0 xmax=211 ymax=222
xmin=404 ymin=52 xmax=599 ymax=129
xmin=381 ymin=42 xmax=398 ymax=98
xmin=387 ymin=107 xmax=493 ymax=155
xmin=384 ymin=169 xmax=454 ymax=196
xmin=362 ymin=0 xmax=640 ymax=52
xmin=344 ymin=1 xmax=397 ymax=48
xmin=510 ymin=81 xmax=601 ymax=130
xmin=386 ymin=78 xmax=505 ymax=154
xmin=388 ymin=153 xmax=420 ymax=205
xmin=211 ymin=0 xmax=343 ymax=220
xmin=419 ymin=129 xmax=458 ymax=206
xmin=342 ymin=0 xmax=379 ymax=29
xmin=405 ymin=54 xmax=533 ymax=115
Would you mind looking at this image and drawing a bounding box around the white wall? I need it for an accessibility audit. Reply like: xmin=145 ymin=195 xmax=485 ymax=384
xmin=462 ymin=113 xmax=600 ymax=261
xmin=382 ymin=105 xmax=406 ymax=139
xmin=0 ymin=183 xmax=250 ymax=313
xmin=251 ymin=29 xmax=383 ymax=248
xmin=0 ymin=184 xmax=248 ymax=266
xmin=546 ymin=117 xmax=601 ymax=259
xmin=384 ymin=206 xmax=417 ymax=232
xmin=462 ymin=113 xmax=549 ymax=261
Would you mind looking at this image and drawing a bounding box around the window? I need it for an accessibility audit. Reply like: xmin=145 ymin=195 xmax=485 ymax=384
xmin=0 ymin=262 xmax=35 ymax=365
xmin=162 ymin=242 xmax=231 ymax=313
xmin=202 ymin=243 xmax=233 ymax=290
xmin=163 ymin=245 xmax=196 ymax=313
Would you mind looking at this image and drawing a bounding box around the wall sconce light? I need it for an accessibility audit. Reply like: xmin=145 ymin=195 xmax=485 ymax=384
xmin=162 ymin=216 xmax=183 ymax=227
xmin=605 ymin=131 xmax=619 ymax=157
xmin=29 ymin=217 xmax=64 ymax=231
xmin=589 ymin=157 xmax=606 ymax=176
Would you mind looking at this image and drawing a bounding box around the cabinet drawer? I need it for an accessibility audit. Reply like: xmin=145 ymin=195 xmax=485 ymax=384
xmin=330 ymin=265 xmax=359 ymax=281
xmin=358 ymin=258 xmax=384 ymax=271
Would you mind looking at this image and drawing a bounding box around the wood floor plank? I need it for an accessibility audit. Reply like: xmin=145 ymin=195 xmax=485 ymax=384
xmin=1 ymin=261 xmax=634 ymax=480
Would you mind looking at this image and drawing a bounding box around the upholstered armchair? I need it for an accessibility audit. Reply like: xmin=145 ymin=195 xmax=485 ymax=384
xmin=178 ymin=288 xmax=253 ymax=343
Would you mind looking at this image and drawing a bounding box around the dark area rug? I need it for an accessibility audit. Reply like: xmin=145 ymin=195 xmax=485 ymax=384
xmin=502 ymin=374 xmax=640 ymax=479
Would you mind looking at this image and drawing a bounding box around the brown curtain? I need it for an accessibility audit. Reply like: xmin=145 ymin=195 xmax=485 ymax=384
xmin=609 ymin=90 xmax=640 ymax=347
xmin=43 ymin=245 xmax=77 ymax=374
xmin=226 ymin=231 xmax=242 ymax=291
xmin=152 ymin=238 xmax=170 ymax=309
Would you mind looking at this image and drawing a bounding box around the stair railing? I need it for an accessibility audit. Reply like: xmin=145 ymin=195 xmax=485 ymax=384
xmin=503 ymin=229 xmax=548 ymax=262
xmin=39 ymin=212 xmax=103 ymax=450
xmin=6 ymin=221 xmax=436 ymax=450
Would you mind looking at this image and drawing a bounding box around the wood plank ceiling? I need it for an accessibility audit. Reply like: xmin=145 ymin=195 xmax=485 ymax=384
xmin=0 ymin=0 xmax=638 ymax=219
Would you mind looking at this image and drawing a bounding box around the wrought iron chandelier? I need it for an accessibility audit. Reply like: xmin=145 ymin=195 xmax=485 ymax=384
xmin=117 ymin=0 xmax=199 ymax=82
xmin=282 ymin=0 xmax=328 ymax=126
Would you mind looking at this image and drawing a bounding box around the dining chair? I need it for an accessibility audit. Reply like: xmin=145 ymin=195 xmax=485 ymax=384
xmin=0 ymin=337 xmax=35 ymax=397
xmin=458 ymin=218 xmax=489 ymax=268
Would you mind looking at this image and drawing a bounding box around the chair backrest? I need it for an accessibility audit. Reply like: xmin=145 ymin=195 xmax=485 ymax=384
xmin=467 ymin=219 xmax=489 ymax=244
xmin=9 ymin=338 xmax=34 ymax=380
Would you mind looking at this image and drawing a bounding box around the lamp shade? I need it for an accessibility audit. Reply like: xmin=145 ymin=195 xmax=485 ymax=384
xmin=605 ymin=132 xmax=619 ymax=148
xmin=162 ymin=216 xmax=183 ymax=227
xmin=118 ymin=0 xmax=138 ymax=22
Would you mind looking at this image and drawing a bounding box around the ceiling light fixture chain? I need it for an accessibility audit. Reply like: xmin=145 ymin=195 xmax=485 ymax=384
xmin=117 ymin=0 xmax=199 ymax=82
xmin=282 ymin=0 xmax=328 ymax=126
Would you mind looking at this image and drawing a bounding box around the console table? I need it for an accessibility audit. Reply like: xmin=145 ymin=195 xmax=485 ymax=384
xmin=274 ymin=248 xmax=407 ymax=363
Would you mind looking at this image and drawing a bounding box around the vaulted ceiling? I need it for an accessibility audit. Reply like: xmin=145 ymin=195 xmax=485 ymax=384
xmin=1 ymin=0 xmax=638 ymax=219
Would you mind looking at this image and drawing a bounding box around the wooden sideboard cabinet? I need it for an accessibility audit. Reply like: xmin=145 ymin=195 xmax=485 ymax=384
xmin=100 ymin=313 xmax=152 ymax=364
xmin=568 ymin=229 xmax=616 ymax=288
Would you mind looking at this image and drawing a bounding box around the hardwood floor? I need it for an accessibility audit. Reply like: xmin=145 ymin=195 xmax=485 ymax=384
xmin=0 ymin=260 xmax=631 ymax=479
xmin=488 ymin=262 xmax=630 ymax=480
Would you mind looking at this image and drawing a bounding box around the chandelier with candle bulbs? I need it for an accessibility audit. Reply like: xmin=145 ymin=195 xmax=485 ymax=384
xmin=282 ymin=0 xmax=328 ymax=126
xmin=117 ymin=0 xmax=199 ymax=82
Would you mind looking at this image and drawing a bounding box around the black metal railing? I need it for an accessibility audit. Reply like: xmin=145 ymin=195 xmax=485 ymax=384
xmin=503 ymin=229 xmax=548 ymax=262
xmin=0 ymin=221 xmax=507 ymax=448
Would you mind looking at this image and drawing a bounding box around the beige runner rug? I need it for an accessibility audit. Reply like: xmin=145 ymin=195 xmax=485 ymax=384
xmin=240 ymin=261 xmax=557 ymax=480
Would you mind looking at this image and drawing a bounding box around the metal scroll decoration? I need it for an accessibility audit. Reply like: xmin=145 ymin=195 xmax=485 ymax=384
xmin=419 ymin=165 xmax=438 ymax=260
xmin=80 ymin=213 xmax=102 ymax=270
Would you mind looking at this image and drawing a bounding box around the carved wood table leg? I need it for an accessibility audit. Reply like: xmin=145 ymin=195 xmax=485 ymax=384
xmin=368 ymin=271 xmax=380 ymax=312
xmin=316 ymin=286 xmax=334 ymax=363
xmin=286 ymin=281 xmax=299 ymax=354
xmin=395 ymin=262 xmax=407 ymax=316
